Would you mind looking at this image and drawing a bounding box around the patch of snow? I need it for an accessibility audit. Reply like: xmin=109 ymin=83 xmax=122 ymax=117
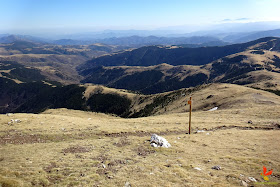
xmin=208 ymin=107 xmax=218 ymax=111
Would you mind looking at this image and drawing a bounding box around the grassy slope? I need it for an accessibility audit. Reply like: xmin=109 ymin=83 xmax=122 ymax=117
xmin=83 ymin=83 xmax=280 ymax=117
xmin=0 ymin=84 xmax=280 ymax=186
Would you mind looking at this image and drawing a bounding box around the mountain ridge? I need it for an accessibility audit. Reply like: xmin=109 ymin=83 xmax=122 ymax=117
xmin=79 ymin=37 xmax=280 ymax=94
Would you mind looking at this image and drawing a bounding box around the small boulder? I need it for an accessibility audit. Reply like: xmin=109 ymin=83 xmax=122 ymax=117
xmin=150 ymin=134 xmax=171 ymax=148
xmin=15 ymin=119 xmax=21 ymax=123
xmin=208 ymin=107 xmax=218 ymax=111
xmin=124 ymin=182 xmax=131 ymax=187
xmin=211 ymin=165 xmax=221 ymax=170
xmin=248 ymin=177 xmax=257 ymax=182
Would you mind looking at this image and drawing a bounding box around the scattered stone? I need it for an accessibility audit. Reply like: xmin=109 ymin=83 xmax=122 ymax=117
xmin=241 ymin=180 xmax=248 ymax=187
xmin=14 ymin=119 xmax=21 ymax=123
xmin=8 ymin=119 xmax=21 ymax=125
xmin=150 ymin=134 xmax=171 ymax=148
xmin=194 ymin=167 xmax=202 ymax=171
xmin=208 ymin=107 xmax=218 ymax=111
xmin=206 ymin=133 xmax=210 ymax=135
xmin=197 ymin=130 xmax=205 ymax=133
xmin=248 ymin=120 xmax=253 ymax=124
xmin=107 ymin=175 xmax=114 ymax=179
xmin=206 ymin=95 xmax=214 ymax=99
xmin=248 ymin=177 xmax=257 ymax=182
xmin=88 ymin=118 xmax=92 ymax=120
xmin=124 ymin=181 xmax=131 ymax=187
xmin=61 ymin=128 xmax=66 ymax=131
xmin=211 ymin=165 xmax=221 ymax=170
xmin=102 ymin=164 xmax=106 ymax=169
xmin=6 ymin=113 xmax=13 ymax=116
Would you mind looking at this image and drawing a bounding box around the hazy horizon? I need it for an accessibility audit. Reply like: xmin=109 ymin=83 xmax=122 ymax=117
xmin=1 ymin=0 xmax=280 ymax=37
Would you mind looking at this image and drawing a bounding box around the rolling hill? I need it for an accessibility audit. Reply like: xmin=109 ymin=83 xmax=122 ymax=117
xmin=0 ymin=40 xmax=130 ymax=84
xmin=79 ymin=37 xmax=280 ymax=68
xmin=79 ymin=37 xmax=280 ymax=94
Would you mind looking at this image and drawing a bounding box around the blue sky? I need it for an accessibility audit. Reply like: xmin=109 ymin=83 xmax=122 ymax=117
xmin=1 ymin=0 xmax=280 ymax=33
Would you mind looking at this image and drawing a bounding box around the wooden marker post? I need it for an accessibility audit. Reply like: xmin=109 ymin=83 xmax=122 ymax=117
xmin=188 ymin=97 xmax=192 ymax=134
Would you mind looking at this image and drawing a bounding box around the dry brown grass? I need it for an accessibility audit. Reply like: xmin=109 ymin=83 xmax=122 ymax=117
xmin=1 ymin=83 xmax=280 ymax=186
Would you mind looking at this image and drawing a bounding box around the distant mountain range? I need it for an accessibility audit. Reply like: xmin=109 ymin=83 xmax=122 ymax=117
xmin=1 ymin=27 xmax=279 ymax=47
xmin=79 ymin=37 xmax=280 ymax=94
xmin=79 ymin=37 xmax=275 ymax=68
xmin=223 ymin=29 xmax=280 ymax=43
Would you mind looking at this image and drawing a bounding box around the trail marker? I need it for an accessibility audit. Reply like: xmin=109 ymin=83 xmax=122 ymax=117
xmin=188 ymin=97 xmax=192 ymax=134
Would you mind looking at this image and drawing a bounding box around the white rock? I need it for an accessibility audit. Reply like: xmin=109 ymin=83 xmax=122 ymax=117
xmin=124 ymin=181 xmax=131 ymax=187
xmin=197 ymin=130 xmax=205 ymax=133
xmin=88 ymin=118 xmax=92 ymax=120
xmin=151 ymin=143 xmax=158 ymax=147
xmin=206 ymin=133 xmax=210 ymax=135
xmin=150 ymin=134 xmax=171 ymax=148
xmin=14 ymin=119 xmax=21 ymax=123
xmin=248 ymin=177 xmax=257 ymax=182
xmin=208 ymin=107 xmax=218 ymax=111
xmin=6 ymin=113 xmax=12 ymax=116
xmin=194 ymin=167 xmax=202 ymax=171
